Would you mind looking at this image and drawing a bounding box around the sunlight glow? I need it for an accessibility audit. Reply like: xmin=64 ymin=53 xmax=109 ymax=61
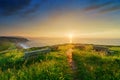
xmin=68 ymin=33 xmax=73 ymax=43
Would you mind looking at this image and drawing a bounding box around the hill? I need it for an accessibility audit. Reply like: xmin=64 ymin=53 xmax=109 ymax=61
xmin=0 ymin=36 xmax=29 ymax=43
xmin=0 ymin=36 xmax=29 ymax=51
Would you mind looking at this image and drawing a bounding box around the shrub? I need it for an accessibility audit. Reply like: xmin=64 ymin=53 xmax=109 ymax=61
xmin=84 ymin=45 xmax=93 ymax=51
xmin=0 ymin=42 xmax=16 ymax=51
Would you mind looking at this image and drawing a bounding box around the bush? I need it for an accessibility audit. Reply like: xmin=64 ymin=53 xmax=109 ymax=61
xmin=84 ymin=45 xmax=93 ymax=51
xmin=0 ymin=42 xmax=16 ymax=51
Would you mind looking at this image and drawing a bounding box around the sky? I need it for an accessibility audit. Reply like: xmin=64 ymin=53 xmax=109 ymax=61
xmin=0 ymin=0 xmax=120 ymax=38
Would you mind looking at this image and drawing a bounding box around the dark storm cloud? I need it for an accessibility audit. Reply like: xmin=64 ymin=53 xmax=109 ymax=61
xmin=0 ymin=0 xmax=31 ymax=16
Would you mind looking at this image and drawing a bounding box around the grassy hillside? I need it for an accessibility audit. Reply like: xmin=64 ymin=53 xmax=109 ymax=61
xmin=0 ymin=44 xmax=120 ymax=80
xmin=0 ymin=36 xmax=29 ymax=51
xmin=0 ymin=46 xmax=73 ymax=80
xmin=73 ymin=45 xmax=120 ymax=80
xmin=0 ymin=42 xmax=16 ymax=51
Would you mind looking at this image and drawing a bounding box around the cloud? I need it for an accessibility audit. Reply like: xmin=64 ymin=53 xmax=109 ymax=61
xmin=83 ymin=1 xmax=113 ymax=11
xmin=83 ymin=0 xmax=120 ymax=14
xmin=88 ymin=0 xmax=100 ymax=4
xmin=0 ymin=0 xmax=31 ymax=16
xmin=99 ymin=5 xmax=120 ymax=14
xmin=22 ymin=0 xmax=49 ymax=17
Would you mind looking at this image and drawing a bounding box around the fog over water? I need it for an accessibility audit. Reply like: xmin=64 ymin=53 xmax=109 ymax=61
xmin=25 ymin=38 xmax=120 ymax=47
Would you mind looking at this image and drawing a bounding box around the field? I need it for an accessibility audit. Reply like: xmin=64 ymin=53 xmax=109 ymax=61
xmin=0 ymin=43 xmax=120 ymax=80
xmin=73 ymin=46 xmax=120 ymax=80
xmin=0 ymin=47 xmax=73 ymax=80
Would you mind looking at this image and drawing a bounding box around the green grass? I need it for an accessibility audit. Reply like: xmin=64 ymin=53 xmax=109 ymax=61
xmin=1 ymin=43 xmax=120 ymax=80
xmin=108 ymin=46 xmax=120 ymax=57
xmin=73 ymin=48 xmax=120 ymax=80
xmin=0 ymin=42 xmax=16 ymax=51
xmin=0 ymin=48 xmax=73 ymax=80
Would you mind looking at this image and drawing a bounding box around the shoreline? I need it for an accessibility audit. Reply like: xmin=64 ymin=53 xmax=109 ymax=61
xmin=26 ymin=43 xmax=120 ymax=49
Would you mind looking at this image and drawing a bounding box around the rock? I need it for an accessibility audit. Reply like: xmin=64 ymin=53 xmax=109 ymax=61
xmin=93 ymin=46 xmax=109 ymax=54
xmin=24 ymin=48 xmax=51 ymax=59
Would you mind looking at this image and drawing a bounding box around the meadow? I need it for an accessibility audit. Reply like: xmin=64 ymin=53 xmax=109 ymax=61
xmin=0 ymin=44 xmax=73 ymax=80
xmin=0 ymin=42 xmax=120 ymax=80
xmin=73 ymin=45 xmax=120 ymax=80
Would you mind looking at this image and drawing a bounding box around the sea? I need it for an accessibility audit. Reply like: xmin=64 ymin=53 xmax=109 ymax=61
xmin=23 ymin=37 xmax=120 ymax=48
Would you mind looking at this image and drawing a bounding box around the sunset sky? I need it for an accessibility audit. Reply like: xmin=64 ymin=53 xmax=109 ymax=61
xmin=0 ymin=0 xmax=120 ymax=38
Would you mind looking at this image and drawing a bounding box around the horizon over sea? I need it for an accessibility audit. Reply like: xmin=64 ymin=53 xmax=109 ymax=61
xmin=24 ymin=37 xmax=120 ymax=48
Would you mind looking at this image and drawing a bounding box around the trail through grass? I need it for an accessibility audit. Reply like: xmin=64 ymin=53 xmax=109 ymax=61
xmin=65 ymin=45 xmax=78 ymax=80
xmin=1 ymin=44 xmax=120 ymax=80
xmin=73 ymin=48 xmax=120 ymax=80
xmin=0 ymin=48 xmax=73 ymax=80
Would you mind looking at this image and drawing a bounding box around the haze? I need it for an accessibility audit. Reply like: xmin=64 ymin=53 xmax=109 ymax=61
xmin=0 ymin=0 xmax=120 ymax=39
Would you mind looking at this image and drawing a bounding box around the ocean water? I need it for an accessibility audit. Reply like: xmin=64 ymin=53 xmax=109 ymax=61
xmin=26 ymin=37 xmax=120 ymax=47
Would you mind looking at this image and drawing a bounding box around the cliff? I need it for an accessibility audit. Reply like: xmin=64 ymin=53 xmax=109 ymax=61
xmin=0 ymin=36 xmax=29 ymax=50
xmin=0 ymin=36 xmax=29 ymax=43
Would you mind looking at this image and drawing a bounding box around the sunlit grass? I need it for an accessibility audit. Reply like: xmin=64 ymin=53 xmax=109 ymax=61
xmin=73 ymin=47 xmax=120 ymax=80
xmin=0 ymin=46 xmax=73 ymax=80
xmin=0 ymin=43 xmax=120 ymax=80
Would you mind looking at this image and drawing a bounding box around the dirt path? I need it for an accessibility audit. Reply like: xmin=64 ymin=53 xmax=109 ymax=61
xmin=66 ymin=49 xmax=78 ymax=80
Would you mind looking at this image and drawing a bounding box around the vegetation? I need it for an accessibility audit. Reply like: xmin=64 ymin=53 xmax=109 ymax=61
xmin=0 ymin=42 xmax=120 ymax=80
xmin=109 ymin=46 xmax=120 ymax=56
xmin=0 ymin=45 xmax=73 ymax=80
xmin=0 ymin=42 xmax=16 ymax=51
xmin=73 ymin=46 xmax=120 ymax=80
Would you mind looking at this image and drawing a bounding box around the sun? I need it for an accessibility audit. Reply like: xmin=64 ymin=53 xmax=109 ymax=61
xmin=68 ymin=33 xmax=73 ymax=43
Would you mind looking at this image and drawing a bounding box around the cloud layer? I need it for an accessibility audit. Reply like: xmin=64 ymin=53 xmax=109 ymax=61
xmin=0 ymin=0 xmax=31 ymax=16
xmin=84 ymin=0 xmax=120 ymax=14
xmin=0 ymin=0 xmax=120 ymax=26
